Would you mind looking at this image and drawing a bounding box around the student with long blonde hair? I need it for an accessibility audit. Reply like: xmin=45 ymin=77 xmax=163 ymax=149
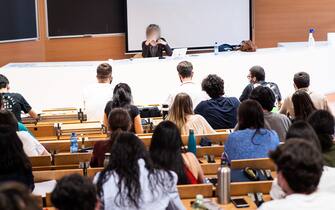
xmin=167 ymin=93 xmax=215 ymax=135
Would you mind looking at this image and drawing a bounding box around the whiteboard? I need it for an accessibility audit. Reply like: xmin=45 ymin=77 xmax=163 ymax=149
xmin=126 ymin=0 xmax=251 ymax=52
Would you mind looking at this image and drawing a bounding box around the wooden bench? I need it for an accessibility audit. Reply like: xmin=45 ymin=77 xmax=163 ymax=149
xmin=33 ymin=169 xmax=83 ymax=182
xmin=178 ymin=184 xmax=213 ymax=199
xmin=30 ymin=155 xmax=52 ymax=171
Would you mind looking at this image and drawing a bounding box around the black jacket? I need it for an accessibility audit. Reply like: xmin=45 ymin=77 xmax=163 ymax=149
xmin=142 ymin=38 xmax=173 ymax=58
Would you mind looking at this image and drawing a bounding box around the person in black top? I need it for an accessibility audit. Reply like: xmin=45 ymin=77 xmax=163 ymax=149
xmin=0 ymin=125 xmax=34 ymax=191
xmin=239 ymin=66 xmax=282 ymax=105
xmin=104 ymin=83 xmax=143 ymax=134
xmin=142 ymin=24 xmax=173 ymax=58
xmin=0 ymin=74 xmax=38 ymax=122
xmin=195 ymin=74 xmax=240 ymax=129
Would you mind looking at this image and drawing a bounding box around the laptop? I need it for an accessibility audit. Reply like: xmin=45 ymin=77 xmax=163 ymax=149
xmin=172 ymin=48 xmax=188 ymax=58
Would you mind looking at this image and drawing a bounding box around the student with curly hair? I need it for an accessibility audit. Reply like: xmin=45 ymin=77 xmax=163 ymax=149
xmin=195 ymin=74 xmax=240 ymax=129
xmin=51 ymin=174 xmax=99 ymax=210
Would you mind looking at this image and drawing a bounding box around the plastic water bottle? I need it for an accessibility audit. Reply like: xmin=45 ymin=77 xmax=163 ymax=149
xmin=70 ymin=132 xmax=78 ymax=153
xmin=104 ymin=153 xmax=111 ymax=168
xmin=214 ymin=42 xmax=219 ymax=55
xmin=188 ymin=129 xmax=197 ymax=155
xmin=308 ymin=28 xmax=316 ymax=47
xmin=217 ymin=152 xmax=231 ymax=204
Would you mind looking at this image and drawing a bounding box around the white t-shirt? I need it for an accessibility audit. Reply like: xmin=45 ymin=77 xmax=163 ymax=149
xmin=259 ymin=192 xmax=335 ymax=210
xmin=82 ymin=83 xmax=113 ymax=122
xmin=17 ymin=131 xmax=46 ymax=156
xmin=93 ymin=159 xmax=185 ymax=210
xmin=165 ymin=81 xmax=209 ymax=109
xmin=270 ymin=166 xmax=335 ymax=199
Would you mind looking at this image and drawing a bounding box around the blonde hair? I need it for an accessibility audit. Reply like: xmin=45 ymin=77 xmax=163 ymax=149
xmin=167 ymin=93 xmax=194 ymax=134
xmin=146 ymin=24 xmax=161 ymax=38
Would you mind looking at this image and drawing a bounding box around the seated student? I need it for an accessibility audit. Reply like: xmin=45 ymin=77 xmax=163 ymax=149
xmin=142 ymin=24 xmax=172 ymax=58
xmin=0 ymin=93 xmax=29 ymax=132
xmin=90 ymin=108 xmax=131 ymax=167
xmin=239 ymin=66 xmax=282 ymax=105
xmin=291 ymin=90 xmax=316 ymax=121
xmin=104 ymin=83 xmax=143 ymax=134
xmin=94 ymin=132 xmax=185 ymax=210
xmin=195 ymin=74 xmax=240 ymax=129
xmin=149 ymin=121 xmax=205 ymax=184
xmin=270 ymin=121 xmax=335 ymax=199
xmin=259 ymin=140 xmax=334 ymax=210
xmin=280 ymin=71 xmax=332 ymax=117
xmin=0 ymin=126 xmax=34 ymax=190
xmin=82 ymin=63 xmax=113 ymax=122
xmin=165 ymin=61 xmax=208 ymax=108
xmin=308 ymin=110 xmax=335 ymax=167
xmin=167 ymin=93 xmax=215 ymax=135
xmin=0 ymin=110 xmax=49 ymax=156
xmin=225 ymin=100 xmax=280 ymax=160
xmin=0 ymin=74 xmax=38 ymax=122
xmin=51 ymin=174 xmax=99 ymax=210
xmin=249 ymin=86 xmax=291 ymax=141
xmin=0 ymin=182 xmax=41 ymax=210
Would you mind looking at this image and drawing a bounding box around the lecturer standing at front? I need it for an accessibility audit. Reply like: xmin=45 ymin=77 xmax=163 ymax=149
xmin=142 ymin=24 xmax=173 ymax=58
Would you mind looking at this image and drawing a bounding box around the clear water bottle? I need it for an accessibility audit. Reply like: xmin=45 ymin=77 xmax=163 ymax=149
xmin=188 ymin=129 xmax=197 ymax=155
xmin=104 ymin=153 xmax=111 ymax=168
xmin=308 ymin=28 xmax=316 ymax=47
xmin=70 ymin=132 xmax=78 ymax=153
xmin=217 ymin=152 xmax=231 ymax=204
xmin=214 ymin=42 xmax=219 ymax=55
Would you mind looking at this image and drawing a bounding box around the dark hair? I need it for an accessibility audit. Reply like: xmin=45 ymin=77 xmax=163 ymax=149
xmin=0 ymin=110 xmax=18 ymax=131
xmin=249 ymin=86 xmax=275 ymax=112
xmin=294 ymin=72 xmax=310 ymax=89
xmin=270 ymin=139 xmax=323 ymax=194
xmin=108 ymin=108 xmax=132 ymax=132
xmin=292 ymin=90 xmax=316 ymax=121
xmin=0 ymin=125 xmax=32 ymax=179
xmin=112 ymin=83 xmax=132 ymax=109
xmin=177 ymin=61 xmax=193 ymax=78
xmin=249 ymin=66 xmax=265 ymax=81
xmin=96 ymin=132 xmax=173 ymax=208
xmin=0 ymin=182 xmax=41 ymax=210
xmin=0 ymin=74 xmax=9 ymax=89
xmin=201 ymin=74 xmax=225 ymax=99
xmin=0 ymin=93 xmax=3 ymax=109
xmin=285 ymin=121 xmax=321 ymax=152
xmin=149 ymin=121 xmax=189 ymax=184
xmin=51 ymin=174 xmax=97 ymax=210
xmin=238 ymin=99 xmax=265 ymax=130
xmin=97 ymin=63 xmax=112 ymax=80
xmin=308 ymin=110 xmax=335 ymax=152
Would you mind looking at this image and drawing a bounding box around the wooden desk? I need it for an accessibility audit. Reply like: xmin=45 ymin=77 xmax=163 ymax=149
xmin=182 ymin=195 xmax=272 ymax=210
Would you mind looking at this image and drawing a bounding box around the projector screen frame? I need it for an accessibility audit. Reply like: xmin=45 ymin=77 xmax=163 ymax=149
xmin=125 ymin=0 xmax=253 ymax=53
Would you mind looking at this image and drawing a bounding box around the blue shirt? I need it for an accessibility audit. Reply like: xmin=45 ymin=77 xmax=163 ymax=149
xmin=224 ymin=128 xmax=280 ymax=160
xmin=194 ymin=97 xmax=240 ymax=129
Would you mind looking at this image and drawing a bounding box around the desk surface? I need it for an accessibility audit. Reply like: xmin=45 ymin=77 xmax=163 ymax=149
xmin=42 ymin=195 xmax=271 ymax=210
xmin=1 ymin=46 xmax=335 ymax=110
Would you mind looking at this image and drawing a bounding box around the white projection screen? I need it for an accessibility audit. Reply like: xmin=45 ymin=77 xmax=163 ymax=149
xmin=126 ymin=0 xmax=251 ymax=52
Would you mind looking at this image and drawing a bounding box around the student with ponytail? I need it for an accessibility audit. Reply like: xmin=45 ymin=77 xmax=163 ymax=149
xmin=90 ymin=108 xmax=132 ymax=167
xmin=103 ymin=83 xmax=143 ymax=134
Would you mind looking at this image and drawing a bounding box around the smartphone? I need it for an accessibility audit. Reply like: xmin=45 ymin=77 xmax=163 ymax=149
xmin=231 ymin=198 xmax=249 ymax=208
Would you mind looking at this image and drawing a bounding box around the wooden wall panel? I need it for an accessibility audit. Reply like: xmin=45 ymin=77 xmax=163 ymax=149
xmin=1 ymin=0 xmax=335 ymax=66
xmin=254 ymin=0 xmax=335 ymax=47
